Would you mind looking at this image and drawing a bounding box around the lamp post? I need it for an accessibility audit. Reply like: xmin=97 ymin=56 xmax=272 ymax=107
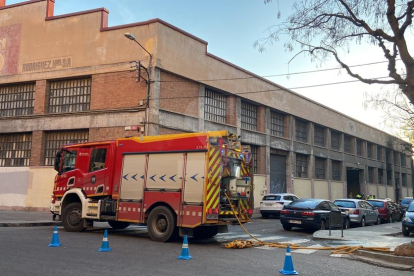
xmin=124 ymin=32 xmax=152 ymax=136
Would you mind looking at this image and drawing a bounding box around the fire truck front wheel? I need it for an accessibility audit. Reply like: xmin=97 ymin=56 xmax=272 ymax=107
xmin=147 ymin=206 xmax=177 ymax=242
xmin=62 ymin=202 xmax=86 ymax=232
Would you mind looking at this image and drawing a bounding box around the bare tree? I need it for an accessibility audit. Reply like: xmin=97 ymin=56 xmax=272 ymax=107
xmin=256 ymin=1 xmax=414 ymax=104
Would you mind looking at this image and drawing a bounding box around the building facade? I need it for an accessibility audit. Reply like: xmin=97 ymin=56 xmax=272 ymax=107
xmin=0 ymin=0 xmax=412 ymax=210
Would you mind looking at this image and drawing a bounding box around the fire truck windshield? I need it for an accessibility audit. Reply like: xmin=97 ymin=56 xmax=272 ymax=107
xmin=62 ymin=150 xmax=77 ymax=172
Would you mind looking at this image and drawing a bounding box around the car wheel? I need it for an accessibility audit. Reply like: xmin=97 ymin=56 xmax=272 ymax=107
xmin=375 ymin=216 xmax=381 ymax=225
xmin=62 ymin=202 xmax=86 ymax=232
xmin=282 ymin=224 xmax=292 ymax=231
xmin=402 ymin=228 xmax=410 ymax=237
xmin=359 ymin=217 xmax=366 ymax=227
xmin=320 ymin=220 xmax=326 ymax=230
xmin=261 ymin=213 xmax=269 ymax=219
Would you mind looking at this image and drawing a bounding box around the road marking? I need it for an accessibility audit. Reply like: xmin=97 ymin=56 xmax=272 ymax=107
xmin=330 ymin=254 xmax=345 ymax=258
xmin=279 ymin=239 xmax=310 ymax=245
xmin=215 ymin=234 xmax=259 ymax=240
xmin=292 ymin=244 xmax=323 ymax=254
xmin=247 ymin=236 xmax=286 ymax=242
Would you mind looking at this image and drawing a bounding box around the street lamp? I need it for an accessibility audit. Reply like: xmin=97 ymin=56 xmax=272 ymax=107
xmin=124 ymin=32 xmax=152 ymax=136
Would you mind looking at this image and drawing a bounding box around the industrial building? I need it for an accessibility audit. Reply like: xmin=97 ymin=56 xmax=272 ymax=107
xmin=0 ymin=0 xmax=412 ymax=211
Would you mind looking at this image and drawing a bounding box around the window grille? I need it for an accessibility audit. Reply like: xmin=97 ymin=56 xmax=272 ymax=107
xmin=250 ymin=145 xmax=258 ymax=174
xmin=315 ymin=157 xmax=326 ymax=179
xmin=295 ymin=119 xmax=307 ymax=143
xmin=356 ymin=139 xmax=362 ymax=156
xmin=331 ymin=131 xmax=340 ymax=151
xmin=368 ymin=167 xmax=374 ymax=183
xmin=44 ymin=130 xmax=88 ymax=166
xmin=314 ymin=126 xmax=325 ymax=147
xmin=344 ymin=135 xmax=352 ymax=154
xmin=378 ymin=169 xmax=383 ymax=184
xmin=241 ymin=101 xmax=257 ymax=130
xmin=296 ymin=154 xmax=308 ymax=178
xmin=401 ymin=154 xmax=406 ymax=167
xmin=331 ymin=160 xmax=341 ymax=181
xmin=367 ymin=142 xmax=372 ymax=159
xmin=204 ymin=88 xmax=226 ymax=123
xmin=49 ymin=78 xmax=91 ymax=113
xmin=377 ymin=146 xmax=382 ymax=161
xmin=270 ymin=111 xmax=285 ymax=137
xmin=0 ymin=83 xmax=35 ymax=117
xmin=402 ymin=173 xmax=407 ymax=187
xmin=0 ymin=133 xmax=32 ymax=167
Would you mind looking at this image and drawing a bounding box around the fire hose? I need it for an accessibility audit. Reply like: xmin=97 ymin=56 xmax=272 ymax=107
xmin=223 ymin=193 xmax=392 ymax=254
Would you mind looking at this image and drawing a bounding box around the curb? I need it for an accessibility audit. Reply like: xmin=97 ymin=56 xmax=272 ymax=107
xmin=0 ymin=221 xmax=62 ymax=227
xmin=351 ymin=250 xmax=414 ymax=271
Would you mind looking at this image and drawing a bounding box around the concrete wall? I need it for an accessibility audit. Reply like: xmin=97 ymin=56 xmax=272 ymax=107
xmin=379 ymin=185 xmax=387 ymax=199
xmin=331 ymin=181 xmax=344 ymax=200
xmin=293 ymin=178 xmax=311 ymax=198
xmin=314 ymin=180 xmax=329 ymax=199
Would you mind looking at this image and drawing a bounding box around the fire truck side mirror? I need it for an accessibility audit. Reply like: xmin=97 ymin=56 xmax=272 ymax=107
xmin=54 ymin=150 xmax=62 ymax=174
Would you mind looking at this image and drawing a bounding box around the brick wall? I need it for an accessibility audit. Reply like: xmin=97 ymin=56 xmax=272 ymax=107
xmin=226 ymin=95 xmax=237 ymax=126
xmin=159 ymin=71 xmax=199 ymax=117
xmin=89 ymin=127 xmax=138 ymax=141
xmin=30 ymin=131 xmax=44 ymax=166
xmin=257 ymin=146 xmax=266 ymax=175
xmin=158 ymin=127 xmax=187 ymax=135
xmin=257 ymin=106 xmax=266 ymax=133
xmin=34 ymin=80 xmax=47 ymax=114
xmin=91 ymin=71 xmax=146 ymax=110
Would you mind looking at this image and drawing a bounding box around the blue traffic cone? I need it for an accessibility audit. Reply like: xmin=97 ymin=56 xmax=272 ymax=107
xmin=177 ymin=235 xmax=192 ymax=260
xmin=48 ymin=226 xmax=61 ymax=247
xmin=98 ymin=229 xmax=112 ymax=252
xmin=279 ymin=246 xmax=298 ymax=275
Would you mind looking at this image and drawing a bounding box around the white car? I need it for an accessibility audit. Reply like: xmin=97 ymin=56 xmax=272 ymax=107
xmin=260 ymin=193 xmax=299 ymax=218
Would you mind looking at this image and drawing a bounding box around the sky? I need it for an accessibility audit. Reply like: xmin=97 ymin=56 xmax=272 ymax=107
xmin=6 ymin=0 xmax=411 ymax=137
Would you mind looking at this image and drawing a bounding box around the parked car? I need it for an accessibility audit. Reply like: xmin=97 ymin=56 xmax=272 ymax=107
xmin=402 ymin=201 xmax=414 ymax=236
xmin=400 ymin=197 xmax=413 ymax=212
xmin=367 ymin=199 xmax=403 ymax=222
xmin=260 ymin=193 xmax=298 ymax=218
xmin=280 ymin=198 xmax=350 ymax=231
xmin=334 ymin=199 xmax=381 ymax=227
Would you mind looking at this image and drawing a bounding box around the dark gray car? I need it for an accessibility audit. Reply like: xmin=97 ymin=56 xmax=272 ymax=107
xmin=334 ymin=199 xmax=381 ymax=227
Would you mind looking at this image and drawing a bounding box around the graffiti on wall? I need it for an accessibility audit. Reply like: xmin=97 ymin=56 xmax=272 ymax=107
xmin=0 ymin=24 xmax=21 ymax=76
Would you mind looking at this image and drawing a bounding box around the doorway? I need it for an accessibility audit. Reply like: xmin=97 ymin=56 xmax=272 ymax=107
xmin=270 ymin=154 xmax=286 ymax=194
xmin=346 ymin=169 xmax=360 ymax=198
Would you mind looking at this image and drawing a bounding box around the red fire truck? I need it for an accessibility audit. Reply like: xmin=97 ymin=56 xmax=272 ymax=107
xmin=50 ymin=131 xmax=254 ymax=242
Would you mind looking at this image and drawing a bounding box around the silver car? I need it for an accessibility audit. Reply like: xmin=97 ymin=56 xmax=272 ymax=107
xmin=334 ymin=199 xmax=381 ymax=227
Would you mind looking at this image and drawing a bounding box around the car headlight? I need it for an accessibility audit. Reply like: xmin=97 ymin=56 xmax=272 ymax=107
xmin=402 ymin=216 xmax=412 ymax=222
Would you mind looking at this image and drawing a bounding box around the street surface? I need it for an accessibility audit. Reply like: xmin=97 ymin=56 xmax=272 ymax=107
xmin=0 ymin=217 xmax=412 ymax=276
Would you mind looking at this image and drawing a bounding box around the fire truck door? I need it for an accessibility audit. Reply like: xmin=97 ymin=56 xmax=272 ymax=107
xmin=82 ymin=146 xmax=109 ymax=194
xmin=184 ymin=152 xmax=206 ymax=203
xmin=119 ymin=154 xmax=146 ymax=200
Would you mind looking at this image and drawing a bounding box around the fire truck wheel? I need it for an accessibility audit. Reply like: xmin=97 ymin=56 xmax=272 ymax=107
xmin=193 ymin=226 xmax=219 ymax=239
xmin=147 ymin=206 xmax=177 ymax=242
xmin=108 ymin=221 xmax=130 ymax=229
xmin=62 ymin=202 xmax=85 ymax=232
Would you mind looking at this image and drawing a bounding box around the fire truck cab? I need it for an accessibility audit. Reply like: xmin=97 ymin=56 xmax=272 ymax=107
xmin=50 ymin=131 xmax=253 ymax=242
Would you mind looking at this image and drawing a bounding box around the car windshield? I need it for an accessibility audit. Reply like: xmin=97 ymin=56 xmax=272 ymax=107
xmin=263 ymin=195 xmax=281 ymax=201
xmin=334 ymin=200 xmax=356 ymax=208
xmin=401 ymin=198 xmax=413 ymax=204
xmin=408 ymin=202 xmax=414 ymax=212
xmin=287 ymin=200 xmax=319 ymax=209
xmin=367 ymin=201 xmax=384 ymax=207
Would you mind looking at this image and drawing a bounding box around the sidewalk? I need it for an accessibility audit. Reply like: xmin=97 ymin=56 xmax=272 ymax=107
xmin=314 ymin=223 xmax=414 ymax=270
xmin=0 ymin=210 xmax=61 ymax=227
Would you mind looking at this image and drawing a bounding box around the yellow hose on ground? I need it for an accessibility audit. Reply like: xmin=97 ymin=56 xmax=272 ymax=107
xmin=223 ymin=193 xmax=392 ymax=254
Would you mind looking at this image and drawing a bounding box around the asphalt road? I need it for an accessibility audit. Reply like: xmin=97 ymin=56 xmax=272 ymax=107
xmin=0 ymin=217 xmax=411 ymax=276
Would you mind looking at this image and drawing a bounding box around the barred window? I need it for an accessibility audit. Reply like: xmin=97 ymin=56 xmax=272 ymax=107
xmin=368 ymin=167 xmax=374 ymax=183
xmin=402 ymin=173 xmax=407 ymax=187
xmin=314 ymin=126 xmax=325 ymax=147
xmin=386 ymin=149 xmax=391 ymax=163
xmin=378 ymin=169 xmax=383 ymax=184
xmin=331 ymin=131 xmax=340 ymax=151
xmin=377 ymin=146 xmax=382 ymax=161
xmin=241 ymin=101 xmax=257 ymax=130
xmin=49 ymin=78 xmax=91 ymax=113
xmin=315 ymin=157 xmax=326 ymax=179
xmin=367 ymin=142 xmax=373 ymax=159
xmin=270 ymin=111 xmax=285 ymax=137
xmin=251 ymin=145 xmax=258 ymax=174
xmin=0 ymin=133 xmax=32 ymax=166
xmin=0 ymin=83 xmax=35 ymax=117
xmin=344 ymin=135 xmax=352 ymax=154
xmin=296 ymin=154 xmax=308 ymax=178
xmin=44 ymin=130 xmax=89 ymax=166
xmin=393 ymin=151 xmax=399 ymax=166
xmin=356 ymin=139 xmax=362 ymax=156
xmin=332 ymin=160 xmax=341 ymax=181
xmin=204 ymin=88 xmax=226 ymax=123
xmin=401 ymin=154 xmax=406 ymax=167
xmin=295 ymin=119 xmax=307 ymax=143
xmin=387 ymin=170 xmax=392 ymax=185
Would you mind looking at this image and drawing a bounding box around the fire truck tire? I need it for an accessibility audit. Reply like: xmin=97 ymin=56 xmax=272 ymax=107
xmin=108 ymin=221 xmax=130 ymax=229
xmin=62 ymin=202 xmax=86 ymax=232
xmin=147 ymin=206 xmax=177 ymax=242
xmin=193 ymin=226 xmax=219 ymax=239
